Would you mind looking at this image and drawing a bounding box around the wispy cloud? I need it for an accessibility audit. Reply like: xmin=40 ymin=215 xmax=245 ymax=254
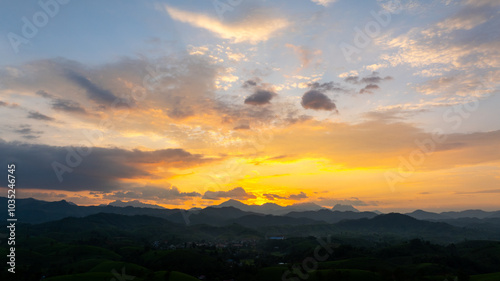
xmin=164 ymin=5 xmax=289 ymax=44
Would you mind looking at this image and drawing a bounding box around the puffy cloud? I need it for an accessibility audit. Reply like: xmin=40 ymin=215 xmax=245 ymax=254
xmin=0 ymin=140 xmax=218 ymax=192
xmin=164 ymin=5 xmax=289 ymax=44
xmin=244 ymin=89 xmax=277 ymax=105
xmin=359 ymin=84 xmax=380 ymax=94
xmin=301 ymin=90 xmax=336 ymax=111
xmin=242 ymin=79 xmax=259 ymax=88
xmin=288 ymin=191 xmax=308 ymax=200
xmin=202 ymin=187 xmax=256 ymax=200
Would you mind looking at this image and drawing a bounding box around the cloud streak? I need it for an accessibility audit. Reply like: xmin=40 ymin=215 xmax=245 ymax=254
xmin=164 ymin=5 xmax=289 ymax=44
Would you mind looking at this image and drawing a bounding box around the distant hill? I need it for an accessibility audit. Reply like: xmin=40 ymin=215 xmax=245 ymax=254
xmin=10 ymin=205 xmax=500 ymax=243
xmin=105 ymin=199 xmax=166 ymax=209
xmin=406 ymin=210 xmax=451 ymax=220
xmin=214 ymin=199 xmax=325 ymax=215
xmin=332 ymin=204 xmax=359 ymax=212
xmin=226 ymin=214 xmax=321 ymax=228
xmin=441 ymin=209 xmax=500 ymax=219
xmin=2 ymin=196 xmax=500 ymax=240
xmin=334 ymin=213 xmax=468 ymax=239
xmin=285 ymin=209 xmax=378 ymax=223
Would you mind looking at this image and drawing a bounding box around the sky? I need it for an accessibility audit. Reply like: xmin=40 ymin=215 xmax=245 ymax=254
xmin=0 ymin=0 xmax=499 ymax=212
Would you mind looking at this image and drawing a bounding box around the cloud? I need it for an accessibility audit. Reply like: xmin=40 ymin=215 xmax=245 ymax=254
xmin=285 ymin=44 xmax=322 ymax=68
xmin=362 ymin=107 xmax=427 ymax=122
xmin=311 ymin=0 xmax=337 ymax=7
xmin=103 ymin=185 xmax=201 ymax=201
xmin=263 ymin=191 xmax=308 ymax=201
xmin=378 ymin=0 xmax=500 ymax=86
xmin=316 ymin=197 xmax=376 ymax=207
xmin=64 ymin=70 xmax=120 ymax=105
xmin=202 ymin=187 xmax=256 ymax=200
xmin=463 ymin=0 xmax=500 ymax=7
xmin=0 ymin=140 xmax=218 ymax=192
xmin=261 ymin=119 xmax=500 ymax=171
xmin=359 ymin=84 xmax=380 ymax=94
xmin=244 ymin=89 xmax=277 ymax=105
xmin=14 ymin=125 xmax=43 ymax=140
xmin=0 ymin=101 xmax=19 ymax=108
xmin=164 ymin=5 xmax=289 ymax=44
xmin=344 ymin=72 xmax=393 ymax=84
xmin=27 ymin=111 xmax=55 ymax=121
xmin=341 ymin=72 xmax=392 ymax=94
xmin=455 ymin=188 xmax=500 ymax=194
xmin=289 ymin=191 xmax=308 ymax=200
xmin=36 ymin=90 xmax=54 ymax=99
xmin=37 ymin=90 xmax=89 ymax=115
xmin=242 ymin=78 xmax=260 ymax=88
xmin=233 ymin=124 xmax=250 ymax=130
xmin=52 ymin=99 xmax=88 ymax=114
xmin=0 ymin=56 xmax=223 ymax=136
xmin=301 ymin=90 xmax=336 ymax=111
xmin=308 ymin=81 xmax=345 ymax=92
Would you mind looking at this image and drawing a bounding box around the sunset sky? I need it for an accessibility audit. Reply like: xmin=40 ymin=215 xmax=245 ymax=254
xmin=0 ymin=0 xmax=499 ymax=212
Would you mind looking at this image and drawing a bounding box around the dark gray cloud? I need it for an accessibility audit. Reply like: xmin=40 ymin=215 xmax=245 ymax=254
xmin=103 ymin=185 xmax=201 ymax=201
xmin=27 ymin=111 xmax=55 ymax=121
xmin=37 ymin=89 xmax=88 ymax=114
xmin=233 ymin=124 xmax=250 ymax=130
xmin=52 ymin=99 xmax=88 ymax=114
xmin=36 ymin=90 xmax=55 ymax=99
xmin=344 ymin=72 xmax=393 ymax=84
xmin=361 ymin=75 xmax=392 ymax=84
xmin=0 ymin=140 xmax=218 ymax=192
xmin=202 ymin=187 xmax=256 ymax=200
xmin=301 ymin=90 xmax=336 ymax=111
xmin=64 ymin=70 xmax=119 ymax=104
xmin=344 ymin=76 xmax=359 ymax=84
xmin=308 ymin=81 xmax=346 ymax=92
xmin=242 ymin=79 xmax=259 ymax=88
xmin=264 ymin=191 xmax=307 ymax=201
xmin=288 ymin=191 xmax=308 ymax=200
xmin=14 ymin=125 xmax=43 ymax=139
xmin=359 ymin=84 xmax=380 ymax=94
xmin=244 ymin=89 xmax=276 ymax=105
